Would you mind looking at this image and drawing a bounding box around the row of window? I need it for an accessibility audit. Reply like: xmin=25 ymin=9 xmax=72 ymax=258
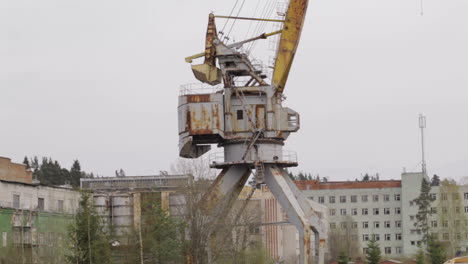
xmin=330 ymin=220 xmax=402 ymax=229
xmin=311 ymin=194 xmax=401 ymax=204
xmin=12 ymin=194 xmax=66 ymax=212
xmin=433 ymin=192 xmax=468 ymax=201
xmin=364 ymin=247 xmax=402 ymax=255
xmin=429 ymin=219 xmax=468 ymax=228
xmin=427 ymin=206 xmax=468 ymax=214
xmin=329 ymin=207 xmax=401 ymax=216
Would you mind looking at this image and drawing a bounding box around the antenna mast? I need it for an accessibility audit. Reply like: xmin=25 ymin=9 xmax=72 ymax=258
xmin=419 ymin=114 xmax=427 ymax=175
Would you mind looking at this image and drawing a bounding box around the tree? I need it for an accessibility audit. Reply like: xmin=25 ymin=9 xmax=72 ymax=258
xmin=328 ymin=216 xmax=360 ymax=261
xmin=362 ymin=174 xmax=370 ymax=181
xmin=23 ymin=156 xmax=31 ymax=169
xmin=415 ymin=248 xmax=426 ymax=264
xmin=436 ymin=179 xmax=467 ymax=258
xmin=427 ymin=237 xmax=447 ymax=264
xmin=413 ymin=177 xmax=435 ymax=246
xmin=338 ymin=251 xmax=348 ymax=264
xmin=431 ymin=175 xmax=441 ymax=186
xmin=67 ymin=192 xmax=112 ymax=264
xmin=70 ymin=160 xmax=82 ymax=188
xmin=365 ymin=237 xmax=381 ymax=264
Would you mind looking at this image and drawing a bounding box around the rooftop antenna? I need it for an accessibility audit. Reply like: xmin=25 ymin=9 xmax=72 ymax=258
xmin=419 ymin=114 xmax=427 ymax=175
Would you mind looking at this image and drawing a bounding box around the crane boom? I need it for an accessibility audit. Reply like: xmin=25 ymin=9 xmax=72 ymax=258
xmin=272 ymin=0 xmax=309 ymax=94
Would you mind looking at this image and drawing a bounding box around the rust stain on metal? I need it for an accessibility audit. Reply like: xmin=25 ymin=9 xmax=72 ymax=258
xmin=187 ymin=94 xmax=211 ymax=103
xmin=304 ymin=229 xmax=311 ymax=261
xmin=213 ymin=104 xmax=220 ymax=129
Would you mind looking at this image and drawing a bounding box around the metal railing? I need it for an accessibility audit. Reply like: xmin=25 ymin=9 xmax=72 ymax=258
xmin=179 ymin=83 xmax=223 ymax=96
xmin=209 ymin=150 xmax=298 ymax=164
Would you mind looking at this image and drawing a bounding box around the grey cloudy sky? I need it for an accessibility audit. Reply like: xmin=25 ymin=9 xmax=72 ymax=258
xmin=1 ymin=0 xmax=467 ymax=181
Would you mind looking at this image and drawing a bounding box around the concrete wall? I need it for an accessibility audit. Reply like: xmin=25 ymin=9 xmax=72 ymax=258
xmin=0 ymin=181 xmax=79 ymax=213
xmin=0 ymin=157 xmax=32 ymax=184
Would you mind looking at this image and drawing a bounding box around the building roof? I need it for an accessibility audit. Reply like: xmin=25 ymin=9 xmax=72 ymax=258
xmin=295 ymin=180 xmax=402 ymax=190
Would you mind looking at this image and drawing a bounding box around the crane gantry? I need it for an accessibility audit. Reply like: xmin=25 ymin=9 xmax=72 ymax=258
xmin=178 ymin=1 xmax=327 ymax=263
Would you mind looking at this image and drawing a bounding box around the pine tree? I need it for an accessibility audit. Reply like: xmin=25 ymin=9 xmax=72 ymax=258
xmin=70 ymin=160 xmax=82 ymax=188
xmin=365 ymin=237 xmax=381 ymax=264
xmin=338 ymin=251 xmax=348 ymax=264
xmin=362 ymin=174 xmax=370 ymax=181
xmin=427 ymin=237 xmax=447 ymax=264
xmin=413 ymin=178 xmax=435 ymax=246
xmin=431 ymin=175 xmax=441 ymax=186
xmin=22 ymin=156 xmax=31 ymax=169
xmin=67 ymin=192 xmax=111 ymax=264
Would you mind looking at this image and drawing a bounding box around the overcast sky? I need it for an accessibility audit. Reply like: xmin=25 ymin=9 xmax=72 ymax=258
xmin=1 ymin=0 xmax=467 ymax=181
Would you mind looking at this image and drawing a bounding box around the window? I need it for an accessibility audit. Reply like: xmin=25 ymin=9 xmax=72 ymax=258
xmin=318 ymin=196 xmax=324 ymax=204
xmin=384 ymin=195 xmax=390 ymax=202
xmin=308 ymin=196 xmax=314 ymax=200
xmin=453 ymin=193 xmax=460 ymax=200
xmin=351 ymin=195 xmax=357 ymax=203
xmin=396 ymin=247 xmax=402 ymax=254
xmin=384 ymin=208 xmax=390 ymax=215
xmin=442 ymin=207 xmax=448 ymax=213
xmin=455 ymin=220 xmax=461 ymax=227
xmin=12 ymin=194 xmax=20 ymax=209
xmin=385 ymin=247 xmax=392 ymax=254
xmin=362 ymin=208 xmax=368 ymax=215
xmin=362 ymin=195 xmax=368 ymax=202
xmin=410 ymin=215 xmax=415 ymax=221
xmin=441 ymin=193 xmax=448 ymax=200
xmin=411 ymin=241 xmax=415 ymax=246
xmin=57 ymin=200 xmax=64 ymax=212
xmin=329 ymin=196 xmax=336 ymax=203
xmin=351 ymin=235 xmax=358 ymax=241
xmin=374 ymin=221 xmax=380 ymax=228
xmin=340 ymin=196 xmax=347 ymax=203
xmin=384 ymin=234 xmax=391 ymax=241
xmin=363 ymin=234 xmax=369 ymax=241
xmin=395 ymin=233 xmax=402 ymax=240
xmin=395 ymin=221 xmax=402 ymax=228
xmin=384 ymin=221 xmax=391 ymax=228
xmin=373 ymin=208 xmax=379 ymax=215
xmin=432 ymin=233 xmax=439 ymax=240
xmin=352 ymin=222 xmax=358 ymax=229
xmin=330 ymin=223 xmax=336 ymax=229
xmin=330 ymin=209 xmax=336 ymax=216
xmin=465 ymin=206 xmax=468 ymax=213
xmin=431 ymin=221 xmax=438 ymax=228
xmin=351 ymin=208 xmax=358 ymax=215
xmin=373 ymin=195 xmax=379 ymax=202
xmin=432 ymin=207 xmax=438 ymax=214
xmin=363 ymin=222 xmax=369 ymax=229
xmin=341 ymin=222 xmax=347 ymax=229
xmin=395 ymin=207 xmax=401 ymax=214
xmin=456 ymin=233 xmax=462 ymax=240
xmin=430 ymin=193 xmax=437 ymax=200
xmin=455 ymin=207 xmax=461 ymax=214
xmin=464 ymin=193 xmax=468 ymax=200
xmin=236 ymin=110 xmax=243 ymax=120
xmin=38 ymin=198 xmax=45 ymax=211
xmin=374 ymin=234 xmax=380 ymax=241
xmin=363 ymin=248 xmax=369 ymax=254
xmin=394 ymin=194 xmax=401 ymax=201
xmin=340 ymin=209 xmax=347 ymax=215
xmin=442 ymin=220 xmax=448 ymax=228
xmin=443 ymin=233 xmax=449 ymax=240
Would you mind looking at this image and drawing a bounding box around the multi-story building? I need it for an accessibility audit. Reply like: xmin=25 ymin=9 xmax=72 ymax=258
xmin=298 ymin=172 xmax=468 ymax=259
xmin=0 ymin=156 xmax=80 ymax=263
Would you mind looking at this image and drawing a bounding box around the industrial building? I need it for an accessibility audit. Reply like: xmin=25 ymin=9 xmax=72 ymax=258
xmin=297 ymin=172 xmax=468 ymax=259
xmin=0 ymin=156 xmax=80 ymax=263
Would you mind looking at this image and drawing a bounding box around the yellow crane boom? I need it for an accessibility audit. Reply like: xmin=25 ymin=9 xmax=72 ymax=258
xmin=272 ymin=0 xmax=309 ymax=94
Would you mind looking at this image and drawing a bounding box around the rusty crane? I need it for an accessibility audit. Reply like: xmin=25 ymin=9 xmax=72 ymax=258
xmin=178 ymin=1 xmax=327 ymax=263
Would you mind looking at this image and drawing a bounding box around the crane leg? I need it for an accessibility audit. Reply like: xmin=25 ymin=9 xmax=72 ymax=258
xmin=264 ymin=164 xmax=327 ymax=264
xmin=201 ymin=164 xmax=252 ymax=222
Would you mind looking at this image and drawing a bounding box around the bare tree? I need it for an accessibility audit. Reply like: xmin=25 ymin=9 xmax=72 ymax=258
xmin=328 ymin=215 xmax=360 ymax=262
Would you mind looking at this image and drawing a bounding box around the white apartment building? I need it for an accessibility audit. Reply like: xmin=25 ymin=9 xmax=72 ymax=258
xmin=299 ymin=172 xmax=468 ymax=259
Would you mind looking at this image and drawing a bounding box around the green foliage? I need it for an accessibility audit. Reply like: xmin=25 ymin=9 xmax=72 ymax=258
xmin=286 ymin=169 xmax=329 ymax=182
xmin=413 ymin=177 xmax=434 ymax=245
xmin=365 ymin=237 xmax=381 ymax=264
xmin=427 ymin=237 xmax=447 ymax=264
xmin=415 ymin=248 xmax=426 ymax=264
xmin=140 ymin=202 xmax=185 ymax=263
xmin=23 ymin=156 xmax=93 ymax=187
xmin=338 ymin=251 xmax=348 ymax=264
xmin=431 ymin=175 xmax=440 ymax=186
xmin=67 ymin=192 xmax=112 ymax=264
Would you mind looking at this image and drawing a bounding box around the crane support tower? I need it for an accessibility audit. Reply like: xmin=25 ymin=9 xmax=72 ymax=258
xmin=178 ymin=1 xmax=327 ymax=263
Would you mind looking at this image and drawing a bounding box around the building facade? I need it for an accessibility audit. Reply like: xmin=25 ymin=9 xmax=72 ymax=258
xmin=0 ymin=156 xmax=80 ymax=264
xmin=298 ymin=172 xmax=468 ymax=259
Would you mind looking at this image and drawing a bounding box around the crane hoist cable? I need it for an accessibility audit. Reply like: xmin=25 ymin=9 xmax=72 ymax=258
xmin=220 ymin=0 xmax=240 ymax=38
xmin=226 ymin=0 xmax=246 ymax=40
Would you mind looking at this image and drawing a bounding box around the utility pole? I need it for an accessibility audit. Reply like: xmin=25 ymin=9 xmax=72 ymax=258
xmin=419 ymin=114 xmax=427 ymax=175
